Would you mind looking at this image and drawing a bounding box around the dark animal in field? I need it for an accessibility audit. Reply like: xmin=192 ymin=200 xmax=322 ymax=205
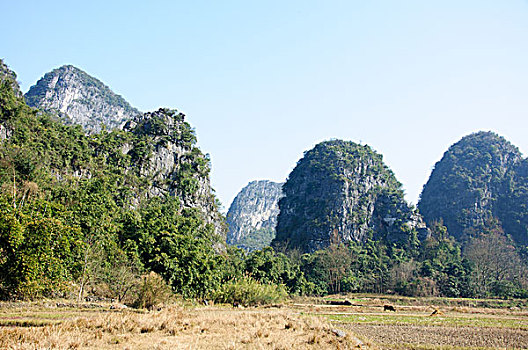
xmin=383 ymin=304 xmax=396 ymax=312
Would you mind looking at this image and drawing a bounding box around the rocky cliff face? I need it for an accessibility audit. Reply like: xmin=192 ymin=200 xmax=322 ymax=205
xmin=226 ymin=180 xmax=283 ymax=251
xmin=418 ymin=131 xmax=522 ymax=242
xmin=25 ymin=65 xmax=140 ymax=133
xmin=123 ymin=108 xmax=225 ymax=237
xmin=273 ymin=140 xmax=425 ymax=253
xmin=16 ymin=62 xmax=225 ymax=239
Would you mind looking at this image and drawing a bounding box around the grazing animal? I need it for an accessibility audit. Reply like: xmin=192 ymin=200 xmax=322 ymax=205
xmin=383 ymin=304 xmax=396 ymax=312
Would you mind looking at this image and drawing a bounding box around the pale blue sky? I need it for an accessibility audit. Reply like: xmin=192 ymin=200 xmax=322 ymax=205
xmin=2 ymin=1 xmax=528 ymax=211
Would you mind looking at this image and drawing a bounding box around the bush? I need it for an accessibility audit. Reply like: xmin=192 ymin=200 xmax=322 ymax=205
xmin=212 ymin=275 xmax=288 ymax=306
xmin=133 ymin=272 xmax=173 ymax=309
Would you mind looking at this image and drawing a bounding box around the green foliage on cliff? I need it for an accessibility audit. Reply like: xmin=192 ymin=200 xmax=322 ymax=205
xmin=234 ymin=227 xmax=275 ymax=252
xmin=270 ymin=136 xmax=528 ymax=299
xmin=0 ymin=60 xmax=223 ymax=301
xmin=274 ymin=139 xmax=417 ymax=253
xmin=418 ymin=131 xmax=522 ymax=242
xmin=499 ymin=159 xmax=528 ymax=246
xmin=2 ymin=60 xmax=527 ymax=302
xmin=417 ymin=132 xmax=528 ymax=296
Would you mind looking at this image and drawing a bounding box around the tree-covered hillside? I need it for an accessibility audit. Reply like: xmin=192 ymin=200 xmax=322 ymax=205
xmin=497 ymin=158 xmax=528 ymax=246
xmin=418 ymin=131 xmax=525 ymax=244
xmin=0 ymin=60 xmax=225 ymax=300
xmin=273 ymin=140 xmax=426 ymax=253
xmin=2 ymin=59 xmax=527 ymax=302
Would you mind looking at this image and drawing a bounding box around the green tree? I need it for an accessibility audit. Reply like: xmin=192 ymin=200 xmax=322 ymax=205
xmin=244 ymin=246 xmax=308 ymax=295
xmin=419 ymin=222 xmax=472 ymax=297
xmin=122 ymin=197 xmax=222 ymax=298
xmin=0 ymin=196 xmax=84 ymax=299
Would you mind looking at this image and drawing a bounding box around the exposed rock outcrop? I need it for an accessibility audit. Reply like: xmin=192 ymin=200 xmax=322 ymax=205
xmin=124 ymin=108 xmax=225 ymax=236
xmin=25 ymin=65 xmax=140 ymax=133
xmin=273 ymin=140 xmax=425 ymax=253
xmin=226 ymin=180 xmax=283 ymax=251
xmin=17 ymin=62 xmax=225 ymax=240
xmin=0 ymin=124 xmax=11 ymax=141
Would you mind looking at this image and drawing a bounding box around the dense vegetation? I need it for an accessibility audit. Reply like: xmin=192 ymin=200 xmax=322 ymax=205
xmin=418 ymin=131 xmax=524 ymax=243
xmin=231 ymin=218 xmax=527 ymax=299
xmin=0 ymin=61 xmax=226 ymax=301
xmin=416 ymin=131 xmax=528 ymax=297
xmin=1 ymin=60 xmax=527 ymax=305
xmin=266 ymin=138 xmax=527 ymax=299
xmin=499 ymin=158 xmax=528 ymax=246
xmin=273 ymin=140 xmax=424 ymax=253
xmin=233 ymin=227 xmax=276 ymax=252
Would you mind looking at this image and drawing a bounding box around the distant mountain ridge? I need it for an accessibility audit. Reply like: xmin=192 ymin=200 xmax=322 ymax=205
xmin=226 ymin=180 xmax=283 ymax=251
xmin=25 ymin=65 xmax=140 ymax=133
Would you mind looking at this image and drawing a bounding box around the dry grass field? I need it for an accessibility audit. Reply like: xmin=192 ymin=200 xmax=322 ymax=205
xmin=0 ymin=301 xmax=363 ymax=349
xmin=1 ymin=295 xmax=528 ymax=349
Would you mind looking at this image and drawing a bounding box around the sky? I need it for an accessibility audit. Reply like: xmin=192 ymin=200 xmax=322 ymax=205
xmin=2 ymin=0 xmax=528 ymax=211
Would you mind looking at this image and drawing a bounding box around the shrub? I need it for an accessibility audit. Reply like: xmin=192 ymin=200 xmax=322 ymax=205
xmin=212 ymin=275 xmax=288 ymax=306
xmin=133 ymin=272 xmax=173 ymax=309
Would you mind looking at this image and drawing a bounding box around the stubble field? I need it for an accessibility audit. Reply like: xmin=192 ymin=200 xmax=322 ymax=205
xmin=1 ymin=294 xmax=527 ymax=349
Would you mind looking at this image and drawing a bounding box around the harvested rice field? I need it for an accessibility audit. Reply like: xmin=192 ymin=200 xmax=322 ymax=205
xmin=1 ymin=295 xmax=528 ymax=349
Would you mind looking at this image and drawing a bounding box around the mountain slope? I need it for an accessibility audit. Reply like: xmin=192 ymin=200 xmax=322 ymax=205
xmin=273 ymin=140 xmax=425 ymax=253
xmin=226 ymin=180 xmax=283 ymax=251
xmin=0 ymin=60 xmax=21 ymax=141
xmin=123 ymin=108 xmax=225 ymax=236
xmin=500 ymin=158 xmax=528 ymax=245
xmin=0 ymin=59 xmax=226 ymax=298
xmin=418 ymin=131 xmax=522 ymax=242
xmin=0 ymin=60 xmax=22 ymax=98
xmin=25 ymin=65 xmax=140 ymax=133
